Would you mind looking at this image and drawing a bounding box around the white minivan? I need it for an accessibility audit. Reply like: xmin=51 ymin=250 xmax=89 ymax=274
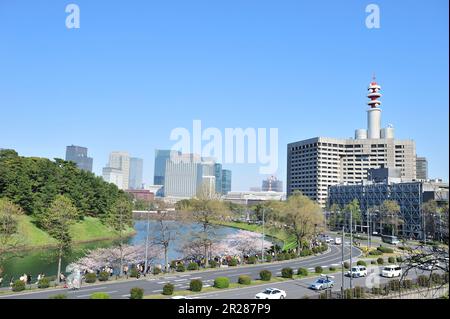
xmin=381 ymin=265 xmax=402 ymax=278
xmin=335 ymin=237 xmax=342 ymax=245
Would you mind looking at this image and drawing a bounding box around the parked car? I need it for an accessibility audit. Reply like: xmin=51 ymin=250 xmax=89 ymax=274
xmin=346 ymin=266 xmax=368 ymax=278
xmin=255 ymin=288 xmax=286 ymax=299
xmin=381 ymin=265 xmax=402 ymax=278
xmin=420 ymin=260 xmax=440 ymax=271
xmin=309 ymin=278 xmax=335 ymax=290
xmin=334 ymin=237 xmax=342 ymax=245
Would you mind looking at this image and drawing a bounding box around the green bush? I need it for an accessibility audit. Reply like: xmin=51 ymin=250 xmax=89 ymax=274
xmin=90 ymin=292 xmax=110 ymax=299
xmin=343 ymin=262 xmax=350 ymax=269
xmin=84 ymin=273 xmax=97 ymax=283
xmin=266 ymin=255 xmax=273 ymax=263
xmin=176 ymin=264 xmax=186 ymax=272
xmin=297 ymin=268 xmax=308 ymax=276
xmin=130 ymin=267 xmax=140 ymax=277
xmin=371 ymin=260 xmax=377 ymax=265
xmin=312 ymin=247 xmax=320 ymax=254
xmin=12 ymin=280 xmax=25 ymax=292
xmin=162 ymin=283 xmax=175 ymax=295
xmin=389 ymin=279 xmax=401 ymax=291
xmin=247 ymin=256 xmax=257 ymax=264
xmin=357 ymin=260 xmax=367 ymax=267
xmin=190 ymin=279 xmax=203 ymax=292
xmin=238 ymin=275 xmax=251 ymax=285
xmin=209 ymin=260 xmax=218 ymax=268
xmin=38 ymin=277 xmax=50 ymax=289
xmin=377 ymin=258 xmax=384 ymax=265
xmin=228 ymin=258 xmax=238 ymax=267
xmin=300 ymin=249 xmax=312 ymax=257
xmin=417 ymin=275 xmax=429 ymax=287
xmin=153 ymin=267 xmax=161 ymax=275
xmin=187 ymin=262 xmax=199 ymax=271
xmin=277 ymin=253 xmax=286 ymax=261
xmin=284 ymin=253 xmax=291 ymax=260
xmin=214 ymin=277 xmax=230 ymax=289
xmin=321 ymin=244 xmax=329 ymax=252
xmin=49 ymin=294 xmax=67 ymax=299
xmin=315 ymin=266 xmax=323 ymax=274
xmin=369 ymin=249 xmax=383 ymax=256
xmin=431 ymin=273 xmax=443 ymax=285
xmin=388 ymin=257 xmax=396 ymax=264
xmin=281 ymin=267 xmax=294 ymax=278
xmin=98 ymin=271 xmax=109 ymax=282
xmin=260 ymin=270 xmax=272 ymax=281
xmin=290 ymin=252 xmax=297 ymax=259
xmin=396 ymin=257 xmax=403 ymax=263
xmin=443 ymin=273 xmax=449 ymax=283
xmin=130 ymin=287 xmax=144 ymax=299
xmin=402 ymin=279 xmax=413 ymax=290
xmin=354 ymin=286 xmax=365 ymax=299
xmin=329 ymin=266 xmax=336 ymax=271
xmin=377 ymin=246 xmax=394 ymax=254
xmin=371 ymin=287 xmax=382 ymax=295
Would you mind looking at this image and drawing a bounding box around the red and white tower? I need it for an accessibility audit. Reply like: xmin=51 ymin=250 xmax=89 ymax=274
xmin=367 ymin=76 xmax=382 ymax=139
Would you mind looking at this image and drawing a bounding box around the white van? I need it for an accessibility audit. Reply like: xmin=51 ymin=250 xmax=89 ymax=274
xmin=381 ymin=265 xmax=402 ymax=278
xmin=335 ymin=237 xmax=342 ymax=245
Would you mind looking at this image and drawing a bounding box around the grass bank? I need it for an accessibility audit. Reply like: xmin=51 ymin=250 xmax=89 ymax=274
xmin=13 ymin=215 xmax=136 ymax=251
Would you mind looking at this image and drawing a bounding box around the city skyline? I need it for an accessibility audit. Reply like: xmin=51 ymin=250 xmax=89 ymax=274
xmin=0 ymin=0 xmax=448 ymax=191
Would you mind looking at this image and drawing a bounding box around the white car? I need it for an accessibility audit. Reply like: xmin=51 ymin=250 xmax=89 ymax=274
xmin=255 ymin=288 xmax=287 ymax=299
xmin=381 ymin=265 xmax=402 ymax=278
xmin=334 ymin=237 xmax=342 ymax=245
xmin=346 ymin=266 xmax=368 ymax=278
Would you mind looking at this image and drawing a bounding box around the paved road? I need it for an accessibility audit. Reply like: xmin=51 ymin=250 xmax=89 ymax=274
xmin=0 ymin=243 xmax=360 ymax=299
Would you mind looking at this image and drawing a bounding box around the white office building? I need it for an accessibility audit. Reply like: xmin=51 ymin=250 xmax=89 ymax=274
xmin=102 ymin=151 xmax=130 ymax=190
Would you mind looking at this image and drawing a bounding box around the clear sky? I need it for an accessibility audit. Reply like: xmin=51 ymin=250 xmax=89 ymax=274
xmin=0 ymin=0 xmax=448 ymax=191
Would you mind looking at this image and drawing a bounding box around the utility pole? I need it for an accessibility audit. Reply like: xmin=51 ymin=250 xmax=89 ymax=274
xmin=144 ymin=211 xmax=150 ymax=274
xmin=349 ymin=209 xmax=353 ymax=292
xmin=261 ymin=207 xmax=265 ymax=262
xmin=341 ymin=226 xmax=345 ymax=299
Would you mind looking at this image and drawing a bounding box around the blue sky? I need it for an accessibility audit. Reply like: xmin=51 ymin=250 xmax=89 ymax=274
xmin=0 ymin=0 xmax=448 ymax=190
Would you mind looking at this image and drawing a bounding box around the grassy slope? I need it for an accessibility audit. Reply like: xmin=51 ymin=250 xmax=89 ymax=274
xmin=15 ymin=215 xmax=135 ymax=249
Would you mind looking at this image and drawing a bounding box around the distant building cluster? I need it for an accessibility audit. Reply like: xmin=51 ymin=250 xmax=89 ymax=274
xmin=101 ymin=151 xmax=143 ymax=190
xmin=261 ymin=176 xmax=283 ymax=192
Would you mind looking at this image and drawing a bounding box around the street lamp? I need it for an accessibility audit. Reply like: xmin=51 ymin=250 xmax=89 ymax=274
xmin=261 ymin=207 xmax=265 ymax=262
xmin=144 ymin=210 xmax=151 ymax=274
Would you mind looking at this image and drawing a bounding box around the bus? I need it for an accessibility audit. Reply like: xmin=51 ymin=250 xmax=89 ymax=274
xmin=381 ymin=235 xmax=400 ymax=245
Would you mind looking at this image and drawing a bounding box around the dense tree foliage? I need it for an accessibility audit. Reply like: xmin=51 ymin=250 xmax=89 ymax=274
xmin=0 ymin=150 xmax=130 ymax=222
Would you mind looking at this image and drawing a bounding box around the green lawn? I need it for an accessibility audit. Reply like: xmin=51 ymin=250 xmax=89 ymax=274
xmin=13 ymin=215 xmax=135 ymax=250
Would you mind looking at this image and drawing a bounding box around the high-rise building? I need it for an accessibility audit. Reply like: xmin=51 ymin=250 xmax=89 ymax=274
xmin=416 ymin=156 xmax=428 ymax=180
xmin=262 ymin=176 xmax=283 ymax=192
xmin=221 ymin=169 xmax=232 ymax=195
xmin=287 ymin=78 xmax=417 ymax=206
xmin=129 ymin=157 xmax=144 ymax=189
xmin=102 ymin=151 xmax=130 ymax=189
xmin=153 ymin=150 xmax=180 ymax=194
xmin=65 ymin=145 xmax=93 ymax=172
xmin=214 ymin=163 xmax=223 ymax=194
xmin=164 ymin=153 xmax=204 ymax=199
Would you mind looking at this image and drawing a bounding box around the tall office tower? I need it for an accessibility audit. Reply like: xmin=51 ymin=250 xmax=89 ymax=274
xmin=65 ymin=145 xmax=93 ymax=172
xmin=201 ymin=157 xmax=216 ymax=196
xmin=416 ymin=156 xmax=428 ymax=180
xmin=262 ymin=176 xmax=283 ymax=192
xmin=287 ymin=78 xmax=417 ymax=206
xmin=164 ymin=153 xmax=203 ymax=199
xmin=221 ymin=169 xmax=232 ymax=195
xmin=129 ymin=157 xmax=144 ymax=189
xmin=153 ymin=150 xmax=180 ymax=191
xmin=102 ymin=151 xmax=130 ymax=189
xmin=214 ymin=163 xmax=223 ymax=194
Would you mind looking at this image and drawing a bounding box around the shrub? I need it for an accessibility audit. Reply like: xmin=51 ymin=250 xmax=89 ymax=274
xmin=260 ymin=270 xmax=272 ymax=281
xmin=176 ymin=264 xmax=186 ymax=272
xmin=277 ymin=253 xmax=286 ymax=261
xmin=377 ymin=258 xmax=384 ymax=265
xmin=297 ymin=268 xmax=308 ymax=276
xmin=209 ymin=260 xmax=218 ymax=268
xmin=162 ymin=283 xmax=175 ymax=295
xmin=371 ymin=287 xmax=382 ymax=295
xmin=431 ymin=273 xmax=443 ymax=285
xmin=90 ymin=292 xmax=110 ymax=299
xmin=153 ymin=267 xmax=161 ymax=275
xmin=187 ymin=262 xmax=199 ymax=271
xmin=321 ymin=244 xmax=329 ymax=252
xmin=315 ymin=266 xmax=323 ymax=274
xmin=281 ymin=267 xmax=294 ymax=278
xmin=12 ymin=280 xmax=25 ymax=292
xmin=357 ymin=260 xmax=367 ymax=267
xmin=98 ymin=271 xmax=109 ymax=282
xmin=238 ymin=275 xmax=251 ymax=285
xmin=417 ymin=275 xmax=430 ymax=287
xmin=38 ymin=278 xmax=50 ymax=289
xmin=247 ymin=256 xmax=257 ymax=264
xmin=402 ymin=279 xmax=413 ymax=289
xmin=388 ymin=257 xmax=396 ymax=264
xmin=389 ymin=279 xmax=401 ymax=291
xmin=130 ymin=267 xmax=140 ymax=278
xmin=84 ymin=273 xmax=97 ymax=283
xmin=344 ymin=288 xmax=353 ymax=299
xmin=377 ymin=246 xmax=394 ymax=254
xmin=443 ymin=272 xmax=449 ymax=284
xmin=343 ymin=262 xmax=350 ymax=269
xmin=300 ymin=249 xmax=312 ymax=257
xmin=290 ymin=252 xmax=297 ymax=259
xmin=130 ymin=287 xmax=144 ymax=299
xmin=329 ymin=266 xmax=336 ymax=271
xmin=354 ymin=286 xmax=365 ymax=299
xmin=369 ymin=249 xmax=383 ymax=256
xmin=228 ymin=258 xmax=238 ymax=267
xmin=371 ymin=260 xmax=377 ymax=265
xmin=266 ymin=255 xmax=273 ymax=263
xmin=214 ymin=277 xmax=230 ymax=289
xmin=190 ymin=279 xmax=203 ymax=292
xmin=396 ymin=257 xmax=403 ymax=263
xmin=49 ymin=294 xmax=67 ymax=299
xmin=312 ymin=247 xmax=320 ymax=254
